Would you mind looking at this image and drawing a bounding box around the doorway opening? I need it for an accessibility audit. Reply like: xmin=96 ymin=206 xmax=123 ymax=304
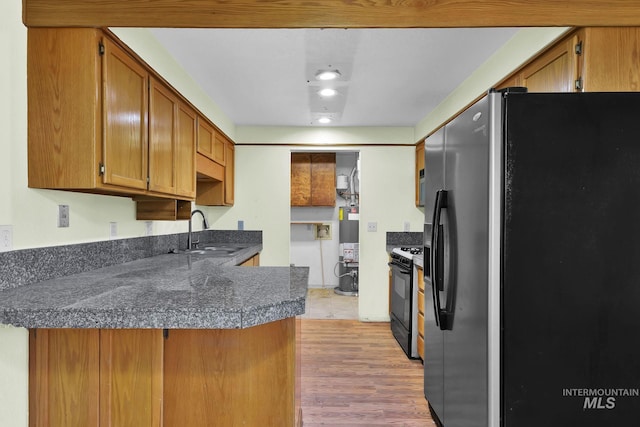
xmin=290 ymin=150 xmax=360 ymax=318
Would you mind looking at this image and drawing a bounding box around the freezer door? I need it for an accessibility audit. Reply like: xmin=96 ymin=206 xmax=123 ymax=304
xmin=502 ymin=92 xmax=640 ymax=426
xmin=423 ymin=127 xmax=446 ymax=420
xmin=442 ymin=94 xmax=491 ymax=427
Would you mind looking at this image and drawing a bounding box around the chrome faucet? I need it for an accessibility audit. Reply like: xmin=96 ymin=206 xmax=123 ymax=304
xmin=188 ymin=209 xmax=209 ymax=250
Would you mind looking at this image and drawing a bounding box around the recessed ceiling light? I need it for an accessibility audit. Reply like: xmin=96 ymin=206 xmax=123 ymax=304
xmin=318 ymin=88 xmax=338 ymax=97
xmin=316 ymin=70 xmax=341 ymax=81
xmin=318 ymin=117 xmax=332 ymax=124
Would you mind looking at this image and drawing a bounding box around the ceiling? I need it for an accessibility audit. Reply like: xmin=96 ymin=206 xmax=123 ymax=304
xmin=149 ymin=28 xmax=520 ymax=127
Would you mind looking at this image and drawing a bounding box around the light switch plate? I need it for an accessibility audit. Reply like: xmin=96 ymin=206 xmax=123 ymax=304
xmin=58 ymin=205 xmax=70 ymax=227
xmin=0 ymin=225 xmax=12 ymax=252
xmin=109 ymin=222 xmax=118 ymax=239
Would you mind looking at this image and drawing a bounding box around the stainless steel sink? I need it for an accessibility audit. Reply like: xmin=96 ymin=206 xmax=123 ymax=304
xmin=172 ymin=244 xmax=249 ymax=258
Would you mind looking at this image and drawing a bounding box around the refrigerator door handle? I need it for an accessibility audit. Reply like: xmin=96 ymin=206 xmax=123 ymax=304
xmin=430 ymin=189 xmax=447 ymax=329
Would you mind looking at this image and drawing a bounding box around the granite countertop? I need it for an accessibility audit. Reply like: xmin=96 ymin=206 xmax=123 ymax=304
xmin=0 ymin=244 xmax=309 ymax=330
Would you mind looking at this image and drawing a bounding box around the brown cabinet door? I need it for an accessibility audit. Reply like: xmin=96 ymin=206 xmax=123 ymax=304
xmin=214 ymin=133 xmax=226 ymax=166
xmin=581 ymin=27 xmax=640 ymax=91
xmin=102 ymin=36 xmax=149 ymax=190
xmin=291 ymin=153 xmax=312 ymax=206
xmin=29 ymin=329 xmax=100 ymax=427
xmin=148 ymin=78 xmax=177 ymax=195
xmin=196 ymin=117 xmax=215 ymax=160
xmin=311 ymin=153 xmax=336 ymax=206
xmin=99 ymin=330 xmax=163 ymax=427
xmin=415 ymin=143 xmax=425 ymax=206
xmin=27 ymin=28 xmax=102 ymax=190
xmin=520 ymin=33 xmax=579 ymax=93
xmin=290 ymin=152 xmax=336 ymax=206
xmin=224 ymin=140 xmax=235 ymax=205
xmin=176 ymin=102 xmax=197 ymax=199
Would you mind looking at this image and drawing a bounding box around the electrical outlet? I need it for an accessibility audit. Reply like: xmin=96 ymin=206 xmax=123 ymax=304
xmin=404 ymin=221 xmax=411 ymax=232
xmin=109 ymin=222 xmax=118 ymax=239
xmin=145 ymin=221 xmax=153 ymax=236
xmin=367 ymin=222 xmax=377 ymax=232
xmin=238 ymin=220 xmax=244 ymax=231
xmin=58 ymin=205 xmax=70 ymax=227
xmin=0 ymin=225 xmax=12 ymax=252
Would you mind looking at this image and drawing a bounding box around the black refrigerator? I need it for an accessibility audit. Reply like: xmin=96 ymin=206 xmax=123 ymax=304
xmin=423 ymin=89 xmax=640 ymax=427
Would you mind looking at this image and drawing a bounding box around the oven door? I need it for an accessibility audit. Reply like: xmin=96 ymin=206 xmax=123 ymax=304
xmin=389 ymin=261 xmax=412 ymax=330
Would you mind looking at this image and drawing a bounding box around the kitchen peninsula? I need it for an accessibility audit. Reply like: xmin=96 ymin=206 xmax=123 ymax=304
xmin=0 ymin=231 xmax=308 ymax=427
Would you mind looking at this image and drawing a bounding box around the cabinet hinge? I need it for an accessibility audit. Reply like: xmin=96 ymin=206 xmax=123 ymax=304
xmin=99 ymin=163 xmax=105 ymax=176
xmin=575 ymin=78 xmax=584 ymax=91
xmin=146 ymin=176 xmax=150 ymax=184
xmin=163 ymin=329 xmax=169 ymax=339
xmin=574 ymin=41 xmax=583 ymax=55
xmin=98 ymin=42 xmax=105 ymax=56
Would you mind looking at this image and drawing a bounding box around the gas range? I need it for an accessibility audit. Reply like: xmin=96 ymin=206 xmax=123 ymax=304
xmin=390 ymin=247 xmax=423 ymax=270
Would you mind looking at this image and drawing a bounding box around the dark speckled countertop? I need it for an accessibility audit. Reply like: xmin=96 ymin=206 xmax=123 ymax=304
xmin=0 ymin=243 xmax=309 ymax=329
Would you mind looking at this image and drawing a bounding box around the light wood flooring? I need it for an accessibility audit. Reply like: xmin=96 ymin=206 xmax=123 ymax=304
xmin=299 ymin=319 xmax=434 ymax=426
xmin=298 ymin=288 xmax=359 ymax=320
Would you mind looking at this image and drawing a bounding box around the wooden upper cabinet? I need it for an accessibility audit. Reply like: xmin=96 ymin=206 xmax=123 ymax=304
xmin=415 ymin=143 xmax=425 ymax=207
xmin=28 ymin=28 xmax=108 ymax=191
xmin=196 ymin=118 xmax=225 ymax=165
xmin=148 ymin=78 xmax=196 ymax=199
xmin=102 ymin=36 xmax=150 ymax=190
xmin=291 ymin=153 xmax=336 ymax=207
xmin=523 ymin=33 xmax=579 ymax=93
xmin=196 ymin=117 xmax=215 ymax=160
xmin=500 ymin=32 xmax=579 ymax=93
xmin=176 ymin=102 xmax=197 ymax=199
xmin=148 ymin=78 xmax=178 ymax=195
xmin=224 ymin=140 xmax=235 ymax=205
xmin=496 ymin=27 xmax=640 ymax=95
xmin=311 ymin=153 xmax=337 ymax=206
xmin=291 ymin=153 xmax=312 ymax=206
xmin=580 ymin=27 xmax=640 ymax=91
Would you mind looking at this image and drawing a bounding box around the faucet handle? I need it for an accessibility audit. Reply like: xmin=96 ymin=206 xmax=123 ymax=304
xmin=191 ymin=237 xmax=200 ymax=250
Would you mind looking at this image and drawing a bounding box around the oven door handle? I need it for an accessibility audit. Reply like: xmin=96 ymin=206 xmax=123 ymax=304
xmin=387 ymin=262 xmax=412 ymax=275
xmin=430 ymin=189 xmax=447 ymax=330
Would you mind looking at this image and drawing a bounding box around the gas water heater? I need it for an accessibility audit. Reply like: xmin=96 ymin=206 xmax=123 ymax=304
xmin=335 ymin=205 xmax=359 ymax=296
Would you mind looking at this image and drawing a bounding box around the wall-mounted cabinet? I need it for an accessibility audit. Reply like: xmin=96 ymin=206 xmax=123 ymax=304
xmin=291 ymin=153 xmax=336 ymax=207
xmin=496 ymin=27 xmax=640 ymax=94
xmin=195 ymin=121 xmax=235 ymax=206
xmin=27 ymin=27 xmax=234 ymax=218
xmin=415 ymin=143 xmax=425 ymax=207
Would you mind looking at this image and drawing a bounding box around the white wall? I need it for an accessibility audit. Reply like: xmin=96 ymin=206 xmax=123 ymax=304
xmin=0 ymin=0 xmax=577 ymax=421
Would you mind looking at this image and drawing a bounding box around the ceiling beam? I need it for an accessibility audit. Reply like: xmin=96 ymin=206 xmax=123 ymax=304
xmin=22 ymin=0 xmax=640 ymax=28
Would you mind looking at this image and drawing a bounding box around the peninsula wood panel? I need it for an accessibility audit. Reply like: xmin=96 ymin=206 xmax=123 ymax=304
xmin=99 ymin=330 xmax=164 ymax=427
xmin=163 ymin=319 xmax=295 ymax=426
xmin=22 ymin=0 xmax=640 ymax=28
xmin=29 ymin=329 xmax=100 ymax=427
